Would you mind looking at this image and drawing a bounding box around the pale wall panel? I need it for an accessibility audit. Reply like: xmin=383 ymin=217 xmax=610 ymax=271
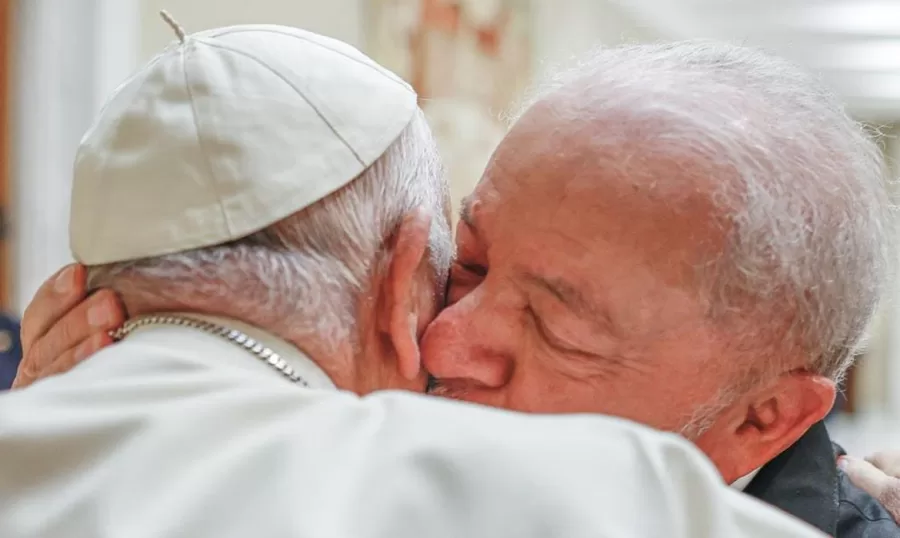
xmin=140 ymin=0 xmax=364 ymax=62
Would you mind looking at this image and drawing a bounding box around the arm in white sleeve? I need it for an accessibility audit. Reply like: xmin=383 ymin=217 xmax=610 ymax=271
xmin=0 ymin=370 xmax=824 ymax=538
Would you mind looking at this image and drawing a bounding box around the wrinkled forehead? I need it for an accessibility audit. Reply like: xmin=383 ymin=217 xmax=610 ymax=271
xmin=467 ymin=100 xmax=734 ymax=286
xmin=484 ymin=102 xmax=728 ymax=222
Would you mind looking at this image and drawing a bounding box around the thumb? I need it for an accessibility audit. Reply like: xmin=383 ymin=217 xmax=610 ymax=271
xmin=840 ymin=455 xmax=900 ymax=521
xmin=840 ymin=455 xmax=890 ymax=496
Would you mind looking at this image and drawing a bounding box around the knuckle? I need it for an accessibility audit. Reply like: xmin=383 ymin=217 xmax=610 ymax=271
xmin=881 ymin=481 xmax=900 ymax=520
xmin=29 ymin=319 xmax=81 ymax=371
xmin=34 ymin=348 xmax=77 ymax=381
xmin=21 ymin=347 xmax=48 ymax=376
xmin=54 ymin=319 xmax=81 ymax=349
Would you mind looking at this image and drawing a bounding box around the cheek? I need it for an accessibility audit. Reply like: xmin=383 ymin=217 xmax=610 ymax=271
xmin=590 ymin=380 xmax=713 ymax=432
xmin=509 ymin=363 xmax=699 ymax=430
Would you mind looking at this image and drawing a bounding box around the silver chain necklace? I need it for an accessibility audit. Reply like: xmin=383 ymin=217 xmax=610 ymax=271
xmin=109 ymin=315 xmax=309 ymax=386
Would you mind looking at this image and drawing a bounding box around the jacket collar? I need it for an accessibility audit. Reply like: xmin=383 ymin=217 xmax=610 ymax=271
xmin=743 ymin=421 xmax=839 ymax=536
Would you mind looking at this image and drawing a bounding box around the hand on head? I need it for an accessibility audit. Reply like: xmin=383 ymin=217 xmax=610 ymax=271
xmin=13 ymin=264 xmax=124 ymax=388
xmin=841 ymin=452 xmax=900 ymax=522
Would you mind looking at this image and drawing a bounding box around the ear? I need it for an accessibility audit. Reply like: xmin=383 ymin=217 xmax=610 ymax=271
xmin=699 ymin=372 xmax=835 ymax=483
xmin=378 ymin=208 xmax=433 ymax=381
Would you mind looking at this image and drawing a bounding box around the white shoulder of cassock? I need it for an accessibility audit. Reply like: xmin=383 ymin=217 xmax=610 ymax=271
xmin=0 ymin=322 xmax=824 ymax=538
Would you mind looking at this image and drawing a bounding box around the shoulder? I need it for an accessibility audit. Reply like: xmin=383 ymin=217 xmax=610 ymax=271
xmin=351 ymin=391 xmax=729 ymax=507
xmin=358 ymin=390 xmax=696 ymax=455
xmin=0 ymin=380 xmax=824 ymax=538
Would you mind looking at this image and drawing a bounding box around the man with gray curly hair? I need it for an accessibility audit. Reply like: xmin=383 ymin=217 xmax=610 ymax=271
xmin=419 ymin=41 xmax=899 ymax=536
xmin=13 ymin=39 xmax=900 ymax=536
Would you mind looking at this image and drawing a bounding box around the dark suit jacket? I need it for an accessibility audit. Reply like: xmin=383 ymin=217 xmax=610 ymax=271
xmin=745 ymin=421 xmax=899 ymax=537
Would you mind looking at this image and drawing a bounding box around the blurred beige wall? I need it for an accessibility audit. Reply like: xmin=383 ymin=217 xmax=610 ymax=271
xmin=140 ymin=0 xmax=365 ymax=60
xmin=875 ymin=129 xmax=900 ymax=417
xmin=531 ymin=0 xmax=656 ymax=71
xmin=139 ymin=0 xmax=655 ymax=69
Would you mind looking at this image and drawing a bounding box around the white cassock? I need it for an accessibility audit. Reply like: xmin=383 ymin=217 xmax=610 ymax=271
xmin=0 ymin=314 xmax=823 ymax=538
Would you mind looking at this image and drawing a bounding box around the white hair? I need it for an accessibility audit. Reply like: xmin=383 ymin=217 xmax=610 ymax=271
xmin=512 ymin=40 xmax=896 ymax=383
xmin=88 ymin=109 xmax=453 ymax=348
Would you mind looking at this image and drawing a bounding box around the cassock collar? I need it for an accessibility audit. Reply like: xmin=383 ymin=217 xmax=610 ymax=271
xmin=125 ymin=312 xmax=337 ymax=390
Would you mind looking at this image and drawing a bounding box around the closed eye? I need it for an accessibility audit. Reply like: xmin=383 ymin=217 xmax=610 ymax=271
xmin=447 ymin=262 xmax=486 ymax=304
xmin=527 ymin=305 xmax=596 ymax=358
xmin=458 ymin=263 xmax=487 ymax=277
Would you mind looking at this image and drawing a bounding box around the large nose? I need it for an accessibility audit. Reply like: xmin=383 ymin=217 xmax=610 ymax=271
xmin=420 ymin=286 xmax=516 ymax=389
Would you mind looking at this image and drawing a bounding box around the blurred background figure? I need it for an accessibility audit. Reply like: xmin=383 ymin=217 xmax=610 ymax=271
xmin=0 ymin=312 xmax=21 ymax=390
xmin=1 ymin=0 xmax=899 ymax=448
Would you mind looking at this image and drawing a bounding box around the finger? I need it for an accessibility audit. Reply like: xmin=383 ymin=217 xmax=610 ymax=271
xmin=866 ymin=452 xmax=900 ymax=478
xmin=840 ymin=455 xmax=892 ymax=498
xmin=21 ymin=264 xmax=88 ymax=352
xmin=20 ymin=289 xmax=125 ymax=379
xmin=847 ymin=455 xmax=900 ymax=522
xmin=13 ymin=327 xmax=117 ymax=390
xmin=11 ymin=354 xmax=42 ymax=389
xmin=37 ymin=332 xmax=115 ymax=380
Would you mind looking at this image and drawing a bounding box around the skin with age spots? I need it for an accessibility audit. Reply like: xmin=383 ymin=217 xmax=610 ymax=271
xmin=420 ymin=98 xmax=835 ymax=485
xmin=424 ymin=102 xmax=733 ymax=419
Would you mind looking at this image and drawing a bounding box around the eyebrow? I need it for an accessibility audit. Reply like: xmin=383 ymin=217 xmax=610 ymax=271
xmin=458 ymin=196 xmax=476 ymax=228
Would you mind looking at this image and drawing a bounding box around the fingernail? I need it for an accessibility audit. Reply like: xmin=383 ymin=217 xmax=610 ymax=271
xmin=88 ymin=304 xmax=109 ymax=328
xmin=838 ymin=456 xmax=851 ymax=470
xmin=54 ymin=266 xmax=74 ymax=294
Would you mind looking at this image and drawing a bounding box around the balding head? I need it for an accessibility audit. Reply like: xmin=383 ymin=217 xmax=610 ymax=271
xmin=513 ymin=40 xmax=894 ymax=381
xmin=422 ymin=40 xmax=894 ymax=482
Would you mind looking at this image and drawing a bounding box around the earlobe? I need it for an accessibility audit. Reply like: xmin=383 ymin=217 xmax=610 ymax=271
xmin=385 ymin=208 xmax=432 ymax=381
xmin=708 ymin=372 xmax=836 ymax=482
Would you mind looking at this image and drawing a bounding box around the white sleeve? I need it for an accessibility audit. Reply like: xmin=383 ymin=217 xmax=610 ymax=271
xmin=313 ymin=390 xmax=826 ymax=538
xmin=0 ymin=366 xmax=824 ymax=538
